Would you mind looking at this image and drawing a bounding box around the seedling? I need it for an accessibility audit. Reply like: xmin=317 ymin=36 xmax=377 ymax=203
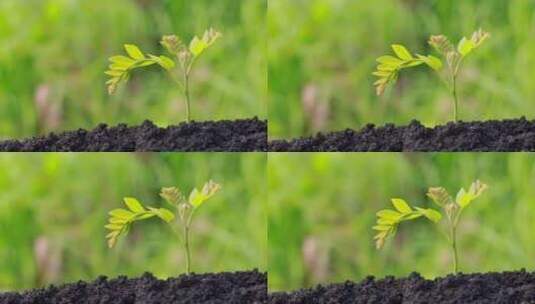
xmin=105 ymin=28 xmax=222 ymax=122
xmin=373 ymin=29 xmax=490 ymax=122
xmin=105 ymin=180 xmax=221 ymax=274
xmin=373 ymin=180 xmax=488 ymax=273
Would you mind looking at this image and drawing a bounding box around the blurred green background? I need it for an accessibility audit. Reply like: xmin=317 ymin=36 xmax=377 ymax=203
xmin=0 ymin=0 xmax=266 ymax=139
xmin=269 ymin=153 xmax=535 ymax=291
xmin=269 ymin=0 xmax=535 ymax=138
xmin=0 ymin=153 xmax=266 ymax=291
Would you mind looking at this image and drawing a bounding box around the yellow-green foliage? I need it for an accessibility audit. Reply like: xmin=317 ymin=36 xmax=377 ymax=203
xmin=374 ymin=180 xmax=488 ymax=272
xmin=106 ymin=28 xmax=222 ymax=121
xmin=105 ymin=180 xmax=221 ymax=273
xmin=373 ymin=29 xmax=490 ymax=121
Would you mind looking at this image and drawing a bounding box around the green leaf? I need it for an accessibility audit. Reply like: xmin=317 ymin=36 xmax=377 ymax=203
xmin=109 ymin=209 xmax=134 ymax=219
xmin=158 ymin=55 xmax=175 ymax=70
xmin=124 ymin=197 xmax=145 ymax=213
xmin=392 ymin=44 xmax=413 ymax=60
xmin=377 ymin=218 xmax=395 ymax=225
xmin=376 ymin=209 xmax=402 ymax=221
xmin=104 ymin=70 xmax=123 ymax=77
xmin=109 ymin=218 xmax=127 ymax=224
xmin=148 ymin=207 xmax=175 ymax=223
xmin=376 ymin=64 xmax=396 ymax=72
xmin=105 ymin=224 xmax=123 ymax=231
xmin=148 ymin=55 xmax=175 ymax=71
xmin=391 ymin=198 xmax=412 ymax=214
xmin=189 ymin=28 xmax=222 ymax=58
xmin=456 ymin=180 xmax=488 ymax=209
xmin=372 ymin=225 xmax=391 ymax=231
xmin=415 ymin=207 xmax=442 ymax=223
xmin=376 ymin=55 xmax=403 ymax=66
xmin=458 ymin=37 xmax=476 ymax=57
xmin=124 ymin=44 xmax=145 ymax=60
xmin=189 ymin=180 xmax=221 ymax=209
xmin=372 ymin=71 xmax=391 ymax=77
xmin=189 ymin=37 xmax=207 ymax=57
xmin=109 ymin=63 xmax=129 ymax=71
xmin=109 ymin=56 xmax=135 ymax=66
xmin=416 ymin=54 xmax=443 ymax=71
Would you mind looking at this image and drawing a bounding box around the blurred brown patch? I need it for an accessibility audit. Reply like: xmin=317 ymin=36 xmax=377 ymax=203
xmin=302 ymin=236 xmax=329 ymax=286
xmin=35 ymin=84 xmax=62 ymax=134
xmin=302 ymin=84 xmax=329 ymax=133
xmin=34 ymin=236 xmax=62 ymax=287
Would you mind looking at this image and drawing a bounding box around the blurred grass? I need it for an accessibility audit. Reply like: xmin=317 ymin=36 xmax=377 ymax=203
xmin=0 ymin=0 xmax=266 ymax=139
xmin=269 ymin=0 xmax=535 ymax=138
xmin=0 ymin=153 xmax=266 ymax=291
xmin=268 ymin=153 xmax=535 ymax=291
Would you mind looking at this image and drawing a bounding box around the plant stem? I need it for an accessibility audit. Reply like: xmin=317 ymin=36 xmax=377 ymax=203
xmin=452 ymin=75 xmax=459 ymax=122
xmin=450 ymin=224 xmax=458 ymax=273
xmin=184 ymin=72 xmax=191 ymax=122
xmin=184 ymin=224 xmax=191 ymax=274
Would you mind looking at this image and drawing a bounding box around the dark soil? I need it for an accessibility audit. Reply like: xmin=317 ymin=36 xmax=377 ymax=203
xmin=0 ymin=118 xmax=267 ymax=152
xmin=0 ymin=270 xmax=266 ymax=304
xmin=269 ymin=118 xmax=535 ymax=151
xmin=269 ymin=270 xmax=535 ymax=304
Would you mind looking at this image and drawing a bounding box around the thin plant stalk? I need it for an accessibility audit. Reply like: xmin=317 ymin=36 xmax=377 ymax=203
xmin=184 ymin=224 xmax=191 ymax=273
xmin=184 ymin=72 xmax=191 ymax=122
xmin=449 ymin=224 xmax=458 ymax=273
xmin=452 ymin=75 xmax=458 ymax=122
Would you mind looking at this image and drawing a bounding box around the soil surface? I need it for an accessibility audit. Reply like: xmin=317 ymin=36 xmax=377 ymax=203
xmin=269 ymin=270 xmax=535 ymax=304
xmin=269 ymin=118 xmax=535 ymax=151
xmin=0 ymin=118 xmax=267 ymax=152
xmin=0 ymin=270 xmax=266 ymax=304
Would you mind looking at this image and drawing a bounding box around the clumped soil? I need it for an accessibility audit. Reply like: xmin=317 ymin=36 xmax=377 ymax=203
xmin=269 ymin=118 xmax=535 ymax=151
xmin=0 ymin=270 xmax=266 ymax=304
xmin=0 ymin=118 xmax=267 ymax=152
xmin=269 ymin=270 xmax=535 ymax=304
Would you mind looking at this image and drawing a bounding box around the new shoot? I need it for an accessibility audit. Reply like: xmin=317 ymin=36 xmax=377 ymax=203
xmin=373 ymin=180 xmax=488 ymax=273
xmin=105 ymin=28 xmax=222 ymax=122
xmin=373 ymin=29 xmax=490 ymax=122
xmin=105 ymin=180 xmax=221 ymax=274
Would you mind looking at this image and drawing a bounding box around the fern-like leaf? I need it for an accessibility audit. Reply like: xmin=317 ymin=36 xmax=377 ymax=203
xmin=105 ymin=197 xmax=175 ymax=248
xmin=373 ymin=198 xmax=441 ymax=249
xmin=373 ymin=44 xmax=426 ymax=95
xmin=105 ymin=44 xmax=176 ymax=94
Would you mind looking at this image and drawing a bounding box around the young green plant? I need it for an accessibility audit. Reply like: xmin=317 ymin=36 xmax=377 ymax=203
xmin=373 ymin=29 xmax=490 ymax=122
xmin=105 ymin=28 xmax=222 ymax=122
xmin=373 ymin=180 xmax=488 ymax=273
xmin=105 ymin=180 xmax=221 ymax=274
